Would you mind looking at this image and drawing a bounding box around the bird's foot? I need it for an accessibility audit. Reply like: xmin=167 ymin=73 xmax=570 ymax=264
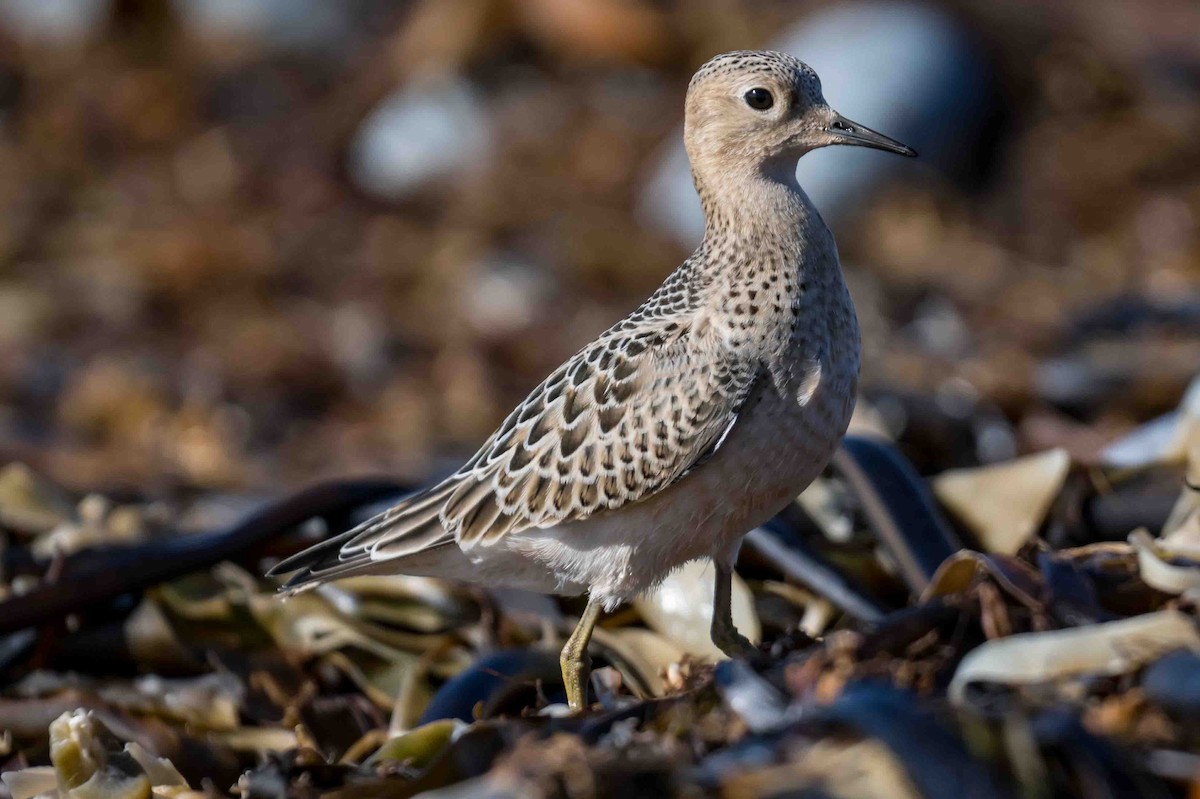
xmin=560 ymin=598 xmax=603 ymax=713
xmin=711 ymin=625 xmax=762 ymax=661
xmin=560 ymin=650 xmax=592 ymax=713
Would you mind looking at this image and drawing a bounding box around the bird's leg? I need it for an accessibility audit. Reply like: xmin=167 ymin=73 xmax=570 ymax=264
xmin=710 ymin=560 xmax=758 ymax=659
xmin=560 ymin=596 xmax=603 ymax=712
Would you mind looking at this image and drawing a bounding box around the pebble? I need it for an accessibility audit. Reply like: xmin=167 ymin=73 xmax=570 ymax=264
xmin=348 ymin=74 xmax=492 ymax=201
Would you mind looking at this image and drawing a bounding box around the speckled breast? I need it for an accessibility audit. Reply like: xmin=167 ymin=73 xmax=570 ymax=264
xmin=717 ymin=289 xmax=861 ymax=541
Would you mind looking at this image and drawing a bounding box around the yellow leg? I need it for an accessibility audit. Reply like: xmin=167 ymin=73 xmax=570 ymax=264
xmin=560 ymin=596 xmax=602 ymax=712
xmin=710 ymin=560 xmax=758 ymax=658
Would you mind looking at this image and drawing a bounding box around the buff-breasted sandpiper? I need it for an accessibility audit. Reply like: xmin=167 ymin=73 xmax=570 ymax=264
xmin=270 ymin=50 xmax=916 ymax=711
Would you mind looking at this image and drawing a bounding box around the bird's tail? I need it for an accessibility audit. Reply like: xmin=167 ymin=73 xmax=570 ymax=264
xmin=267 ymin=481 xmax=458 ymax=593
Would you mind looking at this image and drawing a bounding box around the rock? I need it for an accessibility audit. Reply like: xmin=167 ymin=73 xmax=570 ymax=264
xmin=463 ymin=254 xmax=551 ymax=338
xmin=173 ymin=0 xmax=350 ymax=52
xmin=0 ymin=0 xmax=109 ymax=42
xmin=348 ymin=74 xmax=492 ymax=201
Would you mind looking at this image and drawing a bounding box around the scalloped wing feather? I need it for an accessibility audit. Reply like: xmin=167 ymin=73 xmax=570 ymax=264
xmin=437 ymin=323 xmax=760 ymax=548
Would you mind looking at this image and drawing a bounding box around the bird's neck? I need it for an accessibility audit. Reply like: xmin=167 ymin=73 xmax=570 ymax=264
xmin=689 ymin=162 xmax=856 ymax=381
xmin=694 ymin=161 xmax=835 ymax=282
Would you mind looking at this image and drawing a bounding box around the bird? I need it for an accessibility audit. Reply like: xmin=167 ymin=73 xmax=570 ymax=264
xmin=269 ymin=50 xmax=915 ymax=712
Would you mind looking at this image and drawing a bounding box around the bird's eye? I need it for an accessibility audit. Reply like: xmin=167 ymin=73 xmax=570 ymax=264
xmin=743 ymin=87 xmax=774 ymax=111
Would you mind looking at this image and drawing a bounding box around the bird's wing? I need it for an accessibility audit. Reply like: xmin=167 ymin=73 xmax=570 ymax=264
xmin=270 ymin=311 xmax=761 ymax=588
xmin=437 ymin=319 xmax=762 ymax=550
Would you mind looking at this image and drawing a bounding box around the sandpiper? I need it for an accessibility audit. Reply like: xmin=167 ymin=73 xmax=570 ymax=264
xmin=270 ymin=50 xmax=915 ymax=711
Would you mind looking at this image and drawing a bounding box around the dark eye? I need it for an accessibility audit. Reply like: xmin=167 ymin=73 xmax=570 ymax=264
xmin=743 ymin=87 xmax=774 ymax=110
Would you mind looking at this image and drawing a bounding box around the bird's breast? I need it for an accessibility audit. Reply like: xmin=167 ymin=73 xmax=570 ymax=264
xmin=743 ymin=278 xmax=861 ymax=498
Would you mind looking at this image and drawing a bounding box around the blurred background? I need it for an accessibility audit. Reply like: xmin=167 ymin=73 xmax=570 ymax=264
xmin=0 ymin=0 xmax=1196 ymax=495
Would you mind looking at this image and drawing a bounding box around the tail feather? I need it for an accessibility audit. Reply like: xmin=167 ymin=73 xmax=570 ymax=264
xmin=268 ymin=481 xmax=459 ymax=592
xmin=343 ymin=481 xmax=458 ymax=555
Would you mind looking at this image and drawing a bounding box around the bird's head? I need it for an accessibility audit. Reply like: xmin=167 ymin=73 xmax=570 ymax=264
xmin=684 ymin=50 xmax=916 ymax=183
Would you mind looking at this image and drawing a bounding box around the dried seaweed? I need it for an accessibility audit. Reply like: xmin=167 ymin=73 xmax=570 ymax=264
xmin=2 ymin=417 xmax=1198 ymax=797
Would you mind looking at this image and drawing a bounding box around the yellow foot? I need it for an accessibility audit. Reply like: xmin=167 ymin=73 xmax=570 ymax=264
xmin=560 ymin=651 xmax=592 ymax=712
xmin=560 ymin=597 xmax=602 ymax=712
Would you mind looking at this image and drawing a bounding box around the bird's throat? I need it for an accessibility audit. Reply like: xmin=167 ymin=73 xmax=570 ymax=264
xmin=698 ymin=168 xmax=823 ymax=258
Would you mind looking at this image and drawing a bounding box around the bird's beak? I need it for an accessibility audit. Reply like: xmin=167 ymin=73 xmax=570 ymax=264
xmin=825 ymin=113 xmax=917 ymax=157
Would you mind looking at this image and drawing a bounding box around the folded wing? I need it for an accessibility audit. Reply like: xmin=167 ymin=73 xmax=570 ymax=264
xmin=270 ymin=312 xmax=760 ymax=589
